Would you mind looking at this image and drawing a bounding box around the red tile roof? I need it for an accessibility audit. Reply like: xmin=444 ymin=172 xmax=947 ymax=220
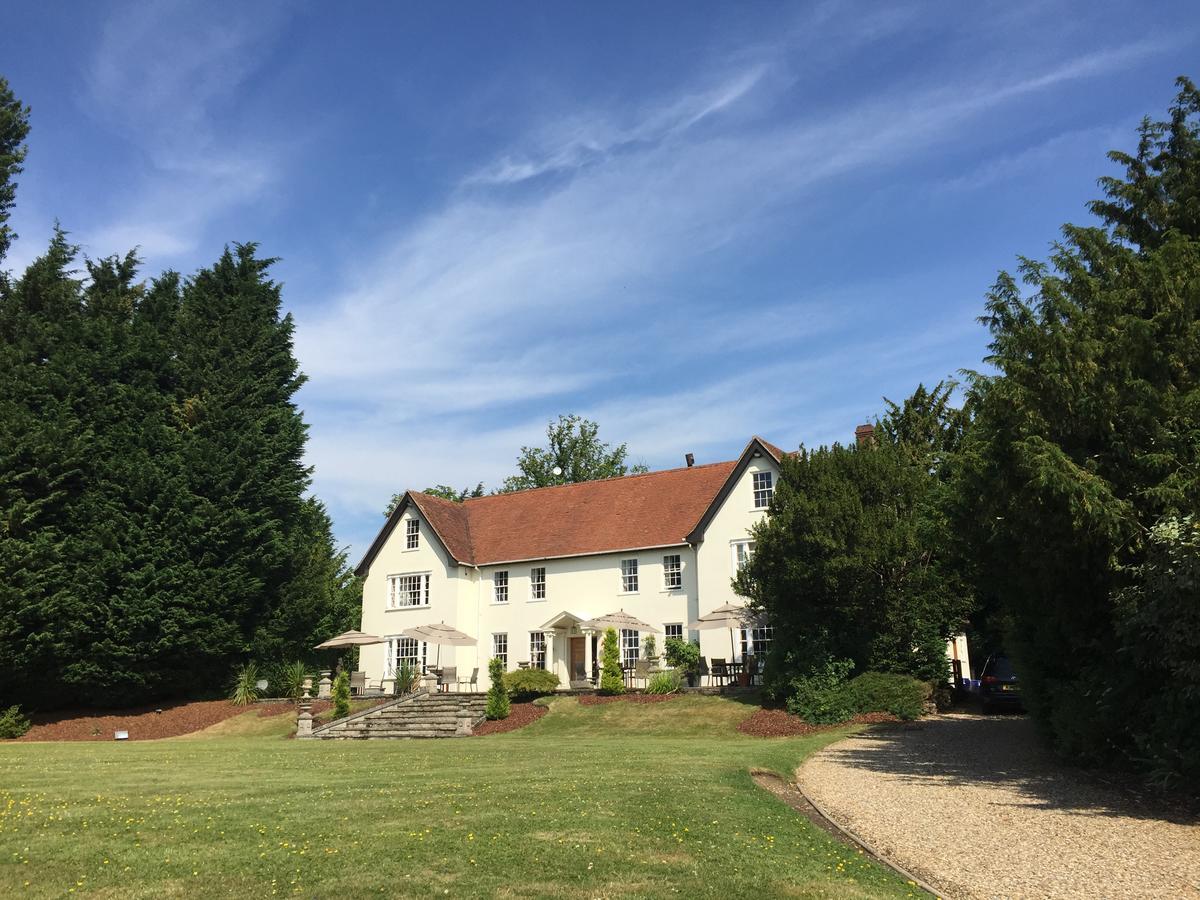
xmin=355 ymin=436 xmax=785 ymax=574
xmin=409 ymin=459 xmax=737 ymax=565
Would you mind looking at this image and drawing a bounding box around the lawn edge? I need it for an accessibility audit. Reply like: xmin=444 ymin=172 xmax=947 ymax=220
xmin=789 ymin=726 xmax=951 ymax=900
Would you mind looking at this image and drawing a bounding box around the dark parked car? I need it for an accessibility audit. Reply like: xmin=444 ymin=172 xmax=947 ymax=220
xmin=979 ymin=654 xmax=1022 ymax=713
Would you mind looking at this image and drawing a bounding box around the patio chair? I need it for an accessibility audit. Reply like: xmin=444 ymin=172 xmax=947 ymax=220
xmin=743 ymin=655 xmax=757 ymax=687
xmin=457 ymin=667 xmax=479 ymax=692
xmin=349 ymin=671 xmax=366 ymax=696
xmin=634 ymin=659 xmax=651 ymax=689
xmin=710 ymin=658 xmax=729 ymax=687
xmin=438 ymin=666 xmax=457 ymax=692
xmin=698 ymin=657 xmax=711 ymax=686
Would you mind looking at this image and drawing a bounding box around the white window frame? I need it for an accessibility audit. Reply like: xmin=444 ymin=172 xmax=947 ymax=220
xmin=664 ymin=623 xmax=683 ymax=643
xmin=620 ymin=558 xmax=639 ymax=594
xmin=529 ymin=631 xmax=547 ymax=669
xmin=620 ymin=628 xmax=640 ymax=665
xmin=493 ymin=570 xmax=509 ymax=604
xmin=731 ymin=540 xmax=755 ymax=574
xmin=752 ymin=471 xmax=774 ymax=509
xmin=387 ymin=572 xmax=431 ymax=608
xmin=385 ymin=636 xmax=427 ymax=676
xmin=405 ymin=518 xmax=420 ymax=550
xmin=740 ymin=625 xmax=773 ymax=660
xmin=662 ymin=554 xmax=682 ymax=591
xmin=492 ymin=633 xmax=508 ymax=667
xmin=530 ymin=567 xmax=546 ymax=601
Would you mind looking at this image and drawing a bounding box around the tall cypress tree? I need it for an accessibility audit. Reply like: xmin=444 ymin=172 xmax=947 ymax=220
xmin=173 ymin=245 xmax=314 ymax=680
xmin=0 ymin=78 xmax=359 ymax=709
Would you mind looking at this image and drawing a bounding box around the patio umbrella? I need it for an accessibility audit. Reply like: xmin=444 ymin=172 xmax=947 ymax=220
xmin=314 ymin=630 xmax=385 ymax=650
xmin=688 ymin=602 xmax=760 ymax=658
xmin=400 ymin=621 xmax=477 ymax=666
xmin=580 ymin=609 xmax=660 ymax=633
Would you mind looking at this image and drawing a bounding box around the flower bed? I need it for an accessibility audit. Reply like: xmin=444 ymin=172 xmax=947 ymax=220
xmin=13 ymin=699 xmax=301 ymax=742
xmin=472 ymin=702 xmax=547 ymax=735
xmin=737 ymin=708 xmax=898 ymax=737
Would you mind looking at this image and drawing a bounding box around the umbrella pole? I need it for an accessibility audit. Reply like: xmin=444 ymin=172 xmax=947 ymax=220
xmin=730 ymin=627 xmax=737 ymax=660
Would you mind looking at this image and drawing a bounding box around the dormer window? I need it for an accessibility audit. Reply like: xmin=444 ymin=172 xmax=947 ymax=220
xmin=752 ymin=472 xmax=773 ymax=508
xmin=405 ymin=518 xmax=420 ymax=549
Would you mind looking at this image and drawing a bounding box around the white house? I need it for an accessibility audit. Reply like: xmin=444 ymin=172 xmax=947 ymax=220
xmin=354 ymin=434 xmax=970 ymax=692
xmin=355 ymin=437 xmax=785 ymax=692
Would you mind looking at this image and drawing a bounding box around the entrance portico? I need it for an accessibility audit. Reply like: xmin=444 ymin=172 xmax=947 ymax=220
xmin=539 ymin=611 xmax=597 ymax=687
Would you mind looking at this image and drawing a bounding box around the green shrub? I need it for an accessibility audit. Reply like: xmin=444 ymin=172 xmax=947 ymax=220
xmin=598 ymin=627 xmax=624 ymax=695
xmin=332 ymin=670 xmax=351 ymax=720
xmin=503 ymin=668 xmax=559 ymax=702
xmin=0 ymin=705 xmax=31 ymax=739
xmin=841 ymin=672 xmax=928 ymax=721
xmin=273 ymin=660 xmax=311 ymax=701
xmin=229 ymin=663 xmax=261 ymax=706
xmin=646 ymin=669 xmax=682 ymax=695
xmin=663 ymin=637 xmax=700 ymax=673
xmin=394 ymin=662 xmax=418 ymax=696
xmin=485 ymin=658 xmax=511 ymax=720
xmin=784 ymin=658 xmax=855 ymax=724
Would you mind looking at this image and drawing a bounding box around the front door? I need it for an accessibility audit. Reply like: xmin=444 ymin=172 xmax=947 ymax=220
xmin=570 ymin=637 xmax=586 ymax=680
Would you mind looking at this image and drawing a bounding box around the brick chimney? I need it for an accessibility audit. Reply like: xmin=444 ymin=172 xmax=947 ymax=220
xmin=855 ymin=424 xmax=875 ymax=446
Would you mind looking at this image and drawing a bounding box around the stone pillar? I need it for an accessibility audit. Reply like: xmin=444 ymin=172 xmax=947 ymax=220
xmin=422 ymin=673 xmax=438 ymax=694
xmin=297 ymin=680 xmax=314 ymax=739
xmin=317 ymin=671 xmax=332 ymax=699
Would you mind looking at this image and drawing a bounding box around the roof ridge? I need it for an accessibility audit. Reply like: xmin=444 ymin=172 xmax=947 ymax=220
xmin=456 ymin=458 xmax=737 ymax=503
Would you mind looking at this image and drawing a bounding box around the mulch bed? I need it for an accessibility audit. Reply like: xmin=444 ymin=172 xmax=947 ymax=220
xmin=578 ymin=692 xmax=683 ymax=705
xmin=472 ymin=702 xmax=547 ymax=735
xmin=14 ymin=699 xmax=301 ymax=742
xmin=738 ymin=708 xmax=899 ymax=737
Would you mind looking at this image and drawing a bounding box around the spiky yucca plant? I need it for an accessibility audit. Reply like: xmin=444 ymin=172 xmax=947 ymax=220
xmin=230 ymin=663 xmax=261 ymax=706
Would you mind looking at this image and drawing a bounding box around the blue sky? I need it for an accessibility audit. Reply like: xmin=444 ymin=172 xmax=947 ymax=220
xmin=3 ymin=1 xmax=1197 ymax=558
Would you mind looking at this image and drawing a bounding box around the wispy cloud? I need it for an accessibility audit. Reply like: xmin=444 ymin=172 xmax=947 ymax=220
xmin=73 ymin=2 xmax=292 ymax=264
xmin=299 ymin=31 xmax=1169 ymax=545
xmin=463 ymin=65 xmax=770 ymax=186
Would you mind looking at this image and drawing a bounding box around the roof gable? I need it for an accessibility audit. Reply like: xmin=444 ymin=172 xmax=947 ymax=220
xmin=684 ymin=436 xmax=786 ymax=543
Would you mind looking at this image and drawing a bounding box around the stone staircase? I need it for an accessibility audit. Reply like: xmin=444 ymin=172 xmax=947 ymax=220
xmin=311 ymin=691 xmax=488 ymax=739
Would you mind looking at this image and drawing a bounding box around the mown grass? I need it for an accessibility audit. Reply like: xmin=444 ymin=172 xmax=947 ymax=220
xmin=0 ymin=694 xmax=920 ymax=898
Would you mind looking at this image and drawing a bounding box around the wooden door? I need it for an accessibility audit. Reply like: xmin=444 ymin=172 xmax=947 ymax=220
xmin=570 ymin=637 xmax=586 ymax=679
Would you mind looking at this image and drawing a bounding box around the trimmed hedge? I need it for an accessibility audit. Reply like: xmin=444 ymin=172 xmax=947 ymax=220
xmin=503 ymin=668 xmax=560 ymax=702
xmin=840 ymin=672 xmax=928 ymax=721
xmin=785 ymin=666 xmax=930 ymax=724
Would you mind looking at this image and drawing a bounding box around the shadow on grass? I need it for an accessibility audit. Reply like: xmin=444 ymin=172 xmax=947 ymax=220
xmin=818 ymin=710 xmax=1198 ymax=825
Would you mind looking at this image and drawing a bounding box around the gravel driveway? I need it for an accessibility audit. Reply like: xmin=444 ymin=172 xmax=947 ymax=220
xmin=798 ymin=712 xmax=1200 ymax=899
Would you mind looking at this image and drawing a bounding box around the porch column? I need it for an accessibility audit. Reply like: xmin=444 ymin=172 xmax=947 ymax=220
xmin=583 ymin=628 xmax=594 ymax=684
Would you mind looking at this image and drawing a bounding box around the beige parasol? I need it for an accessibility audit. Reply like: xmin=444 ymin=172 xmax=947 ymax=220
xmin=580 ymin=609 xmax=660 ymax=633
xmin=314 ymin=630 xmax=385 ymax=650
xmin=688 ymin=602 xmax=761 ymax=657
xmin=401 ymin=621 xmax=477 ymax=666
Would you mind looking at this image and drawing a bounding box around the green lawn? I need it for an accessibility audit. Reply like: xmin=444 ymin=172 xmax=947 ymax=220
xmin=0 ymin=695 xmax=920 ymax=898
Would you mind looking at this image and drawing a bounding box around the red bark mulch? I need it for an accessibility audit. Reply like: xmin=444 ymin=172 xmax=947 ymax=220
xmin=737 ymin=708 xmax=899 ymax=737
xmin=471 ymin=702 xmax=548 ymax=735
xmin=578 ymin=692 xmax=683 ymax=705
xmin=14 ymin=699 xmax=300 ymax=742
